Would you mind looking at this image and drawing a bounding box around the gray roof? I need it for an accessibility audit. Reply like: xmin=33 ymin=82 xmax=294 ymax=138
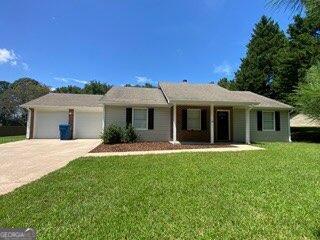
xmin=159 ymin=82 xmax=258 ymax=104
xmin=21 ymin=83 xmax=292 ymax=110
xmin=100 ymin=87 xmax=168 ymax=106
xmin=290 ymin=114 xmax=320 ymax=127
xmin=21 ymin=93 xmax=103 ymax=108
xmin=233 ymin=91 xmax=292 ymax=109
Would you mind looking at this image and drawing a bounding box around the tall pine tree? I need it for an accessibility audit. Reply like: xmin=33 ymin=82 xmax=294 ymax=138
xmin=272 ymin=15 xmax=320 ymax=102
xmin=234 ymin=16 xmax=287 ymax=97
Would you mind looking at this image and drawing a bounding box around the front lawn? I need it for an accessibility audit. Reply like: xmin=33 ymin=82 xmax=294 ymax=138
xmin=0 ymin=135 xmax=25 ymax=144
xmin=0 ymin=142 xmax=320 ymax=239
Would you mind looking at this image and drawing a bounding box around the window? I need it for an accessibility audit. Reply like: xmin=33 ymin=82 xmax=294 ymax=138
xmin=133 ymin=108 xmax=148 ymax=130
xmin=187 ymin=109 xmax=201 ymax=130
xmin=263 ymin=111 xmax=275 ymax=131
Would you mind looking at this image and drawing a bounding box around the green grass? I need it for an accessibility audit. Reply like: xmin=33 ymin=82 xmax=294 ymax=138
xmin=1 ymin=143 xmax=320 ymax=239
xmin=0 ymin=135 xmax=25 ymax=144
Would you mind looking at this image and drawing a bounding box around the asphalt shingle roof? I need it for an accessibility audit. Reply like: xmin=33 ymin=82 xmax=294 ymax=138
xmin=21 ymin=93 xmax=103 ymax=108
xmin=100 ymin=87 xmax=168 ymax=106
xmin=159 ymin=82 xmax=258 ymax=104
xmin=21 ymin=83 xmax=292 ymax=110
xmin=233 ymin=91 xmax=292 ymax=109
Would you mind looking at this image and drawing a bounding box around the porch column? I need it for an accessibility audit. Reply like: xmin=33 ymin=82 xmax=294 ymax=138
xmin=102 ymin=104 xmax=106 ymax=131
xmin=288 ymin=110 xmax=292 ymax=142
xmin=173 ymin=104 xmax=177 ymax=143
xmin=245 ymin=107 xmax=251 ymax=144
xmin=210 ymin=104 xmax=214 ymax=144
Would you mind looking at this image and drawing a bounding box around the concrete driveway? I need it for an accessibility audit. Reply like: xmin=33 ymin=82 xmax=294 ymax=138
xmin=0 ymin=139 xmax=101 ymax=195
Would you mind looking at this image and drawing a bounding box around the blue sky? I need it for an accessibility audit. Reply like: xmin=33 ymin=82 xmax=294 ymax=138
xmin=1 ymin=0 xmax=293 ymax=88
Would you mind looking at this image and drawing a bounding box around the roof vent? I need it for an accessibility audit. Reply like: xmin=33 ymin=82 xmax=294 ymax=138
xmin=182 ymin=79 xmax=188 ymax=83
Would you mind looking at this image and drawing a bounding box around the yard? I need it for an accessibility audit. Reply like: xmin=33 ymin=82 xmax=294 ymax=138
xmin=0 ymin=142 xmax=319 ymax=239
xmin=0 ymin=135 xmax=25 ymax=144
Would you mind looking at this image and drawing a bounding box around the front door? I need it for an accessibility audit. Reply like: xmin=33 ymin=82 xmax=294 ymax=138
xmin=217 ymin=110 xmax=230 ymax=141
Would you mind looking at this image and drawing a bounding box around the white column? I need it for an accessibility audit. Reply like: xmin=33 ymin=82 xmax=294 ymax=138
xmin=288 ymin=110 xmax=292 ymax=142
xmin=210 ymin=104 xmax=214 ymax=144
xmin=26 ymin=108 xmax=31 ymax=139
xmin=173 ymin=104 xmax=177 ymax=143
xmin=245 ymin=107 xmax=251 ymax=144
xmin=102 ymin=105 xmax=106 ymax=131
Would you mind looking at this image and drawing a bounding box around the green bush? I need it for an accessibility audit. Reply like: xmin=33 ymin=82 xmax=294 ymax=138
xmin=101 ymin=124 xmax=123 ymax=144
xmin=124 ymin=124 xmax=138 ymax=143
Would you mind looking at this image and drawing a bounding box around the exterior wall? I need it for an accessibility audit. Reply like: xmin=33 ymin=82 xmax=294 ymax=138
xmin=105 ymin=106 xmax=171 ymax=141
xmin=233 ymin=108 xmax=246 ymax=143
xmin=176 ymin=106 xmax=210 ymax=142
xmin=250 ymin=109 xmax=290 ymax=142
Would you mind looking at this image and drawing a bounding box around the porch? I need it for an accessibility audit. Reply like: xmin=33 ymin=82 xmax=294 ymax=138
xmin=171 ymin=104 xmax=251 ymax=144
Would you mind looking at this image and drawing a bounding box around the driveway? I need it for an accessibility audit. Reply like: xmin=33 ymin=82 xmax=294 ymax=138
xmin=0 ymin=139 xmax=101 ymax=195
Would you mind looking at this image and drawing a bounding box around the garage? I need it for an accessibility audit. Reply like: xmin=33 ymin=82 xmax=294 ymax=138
xmin=74 ymin=111 xmax=103 ymax=139
xmin=35 ymin=111 xmax=69 ymax=138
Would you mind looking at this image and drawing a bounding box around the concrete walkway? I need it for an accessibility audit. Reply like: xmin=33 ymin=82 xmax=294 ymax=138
xmin=0 ymin=139 xmax=101 ymax=195
xmin=86 ymin=144 xmax=264 ymax=157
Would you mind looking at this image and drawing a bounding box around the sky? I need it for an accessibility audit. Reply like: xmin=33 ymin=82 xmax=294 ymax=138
xmin=1 ymin=0 xmax=294 ymax=88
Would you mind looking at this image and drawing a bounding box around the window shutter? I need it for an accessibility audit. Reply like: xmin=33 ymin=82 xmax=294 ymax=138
xmin=126 ymin=108 xmax=132 ymax=126
xmin=201 ymin=109 xmax=207 ymax=131
xmin=148 ymin=108 xmax=154 ymax=130
xmin=257 ymin=111 xmax=262 ymax=131
xmin=275 ymin=111 xmax=281 ymax=131
xmin=182 ymin=109 xmax=187 ymax=130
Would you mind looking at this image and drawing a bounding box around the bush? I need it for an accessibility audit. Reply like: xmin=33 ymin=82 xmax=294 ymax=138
xmin=101 ymin=124 xmax=123 ymax=144
xmin=124 ymin=124 xmax=138 ymax=143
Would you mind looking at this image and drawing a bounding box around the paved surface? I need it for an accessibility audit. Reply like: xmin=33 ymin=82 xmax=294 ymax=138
xmin=86 ymin=144 xmax=264 ymax=157
xmin=0 ymin=139 xmax=101 ymax=195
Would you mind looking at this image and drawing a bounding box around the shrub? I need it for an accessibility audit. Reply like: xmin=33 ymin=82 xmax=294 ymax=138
xmin=101 ymin=124 xmax=123 ymax=144
xmin=124 ymin=124 xmax=138 ymax=143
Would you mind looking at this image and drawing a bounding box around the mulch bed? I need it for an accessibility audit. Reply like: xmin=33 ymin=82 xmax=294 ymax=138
xmin=90 ymin=142 xmax=234 ymax=153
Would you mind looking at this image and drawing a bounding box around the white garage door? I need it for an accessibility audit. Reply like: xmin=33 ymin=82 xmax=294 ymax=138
xmin=75 ymin=111 xmax=102 ymax=139
xmin=35 ymin=111 xmax=69 ymax=138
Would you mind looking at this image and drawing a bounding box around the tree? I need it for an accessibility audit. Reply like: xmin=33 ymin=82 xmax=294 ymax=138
xmin=124 ymin=83 xmax=156 ymax=88
xmin=0 ymin=78 xmax=50 ymax=125
xmin=216 ymin=78 xmax=236 ymax=90
xmin=294 ymin=62 xmax=320 ymax=119
xmin=234 ymin=16 xmax=288 ymax=97
xmin=272 ymin=15 xmax=320 ymax=102
xmin=269 ymin=0 xmax=320 ymax=25
xmin=0 ymin=81 xmax=10 ymax=95
xmin=82 ymin=81 xmax=112 ymax=95
xmin=54 ymin=85 xmax=82 ymax=94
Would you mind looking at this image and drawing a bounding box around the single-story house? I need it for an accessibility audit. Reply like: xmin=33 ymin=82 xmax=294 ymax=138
xmin=21 ymin=81 xmax=293 ymax=143
xmin=290 ymin=114 xmax=320 ymax=128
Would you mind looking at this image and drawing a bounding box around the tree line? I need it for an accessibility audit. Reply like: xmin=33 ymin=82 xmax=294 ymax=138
xmin=218 ymin=0 xmax=319 ymax=119
xmin=0 ymin=79 xmax=156 ymax=126
xmin=218 ymin=14 xmax=319 ymax=102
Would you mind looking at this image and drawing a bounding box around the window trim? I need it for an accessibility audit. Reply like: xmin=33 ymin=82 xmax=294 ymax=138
xmin=187 ymin=109 xmax=201 ymax=131
xmin=262 ymin=111 xmax=275 ymax=131
xmin=132 ymin=108 xmax=148 ymax=130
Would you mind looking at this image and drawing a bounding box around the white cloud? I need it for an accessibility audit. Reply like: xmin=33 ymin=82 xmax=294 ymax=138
xmin=135 ymin=76 xmax=152 ymax=84
xmin=54 ymin=77 xmax=88 ymax=85
xmin=22 ymin=62 xmax=30 ymax=71
xmin=213 ymin=63 xmax=233 ymax=77
xmin=0 ymin=48 xmax=17 ymax=64
xmin=0 ymin=48 xmax=30 ymax=71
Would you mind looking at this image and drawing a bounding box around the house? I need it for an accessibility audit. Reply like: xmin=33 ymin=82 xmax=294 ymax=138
xmin=21 ymin=81 xmax=293 ymax=143
xmin=290 ymin=114 xmax=320 ymax=128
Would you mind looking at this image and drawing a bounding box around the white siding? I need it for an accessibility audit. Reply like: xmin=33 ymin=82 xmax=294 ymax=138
xmin=105 ymin=106 xmax=171 ymax=141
